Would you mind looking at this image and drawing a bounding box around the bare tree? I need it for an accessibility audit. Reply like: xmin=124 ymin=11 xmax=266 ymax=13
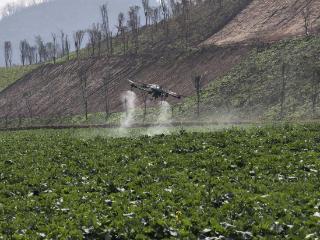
xmin=193 ymin=73 xmax=205 ymax=118
xmin=170 ymin=0 xmax=181 ymax=17
xmin=181 ymin=0 xmax=191 ymax=47
xmin=87 ymin=23 xmax=103 ymax=56
xmin=220 ymin=82 xmax=232 ymax=113
xmin=88 ymin=24 xmax=99 ymax=56
xmin=26 ymin=45 xmax=36 ymax=65
xmin=279 ymin=63 xmax=287 ymax=120
xmin=100 ymin=3 xmax=113 ymax=54
xmin=51 ymin=33 xmax=57 ymax=63
xmin=310 ymin=67 xmax=320 ymax=117
xmin=116 ymin=12 xmax=127 ymax=54
xmin=78 ymin=66 xmax=89 ymax=121
xmin=151 ymin=7 xmax=160 ymax=32
xmin=160 ymin=0 xmax=170 ymax=37
xmin=19 ymin=39 xmax=29 ymax=66
xmin=73 ymin=30 xmax=85 ymax=59
xmin=127 ymin=6 xmax=141 ymax=54
xmin=142 ymin=0 xmax=150 ymax=26
xmin=100 ymin=3 xmax=110 ymax=39
xmin=302 ymin=3 xmax=312 ymax=36
xmin=60 ymin=30 xmax=65 ymax=57
xmin=147 ymin=6 xmax=159 ymax=43
xmin=4 ymin=41 xmax=12 ymax=68
xmin=109 ymin=32 xmax=113 ymax=56
xmin=35 ymin=35 xmax=46 ymax=63
xmin=97 ymin=30 xmax=102 ymax=56
xmin=65 ymin=34 xmax=70 ymax=60
xmin=103 ymin=66 xmax=112 ymax=119
xmin=45 ymin=42 xmax=55 ymax=62
xmin=143 ymin=93 xmax=148 ymax=122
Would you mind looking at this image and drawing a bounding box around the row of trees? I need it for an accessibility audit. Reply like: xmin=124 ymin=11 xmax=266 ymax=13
xmin=4 ymin=41 xmax=12 ymax=67
xmin=3 ymin=31 xmax=72 ymax=67
xmin=1 ymin=0 xmax=319 ymax=125
xmin=4 ymin=0 xmax=315 ymax=67
xmin=0 ymin=0 xmax=280 ymax=122
xmin=3 ymin=0 xmax=207 ymax=67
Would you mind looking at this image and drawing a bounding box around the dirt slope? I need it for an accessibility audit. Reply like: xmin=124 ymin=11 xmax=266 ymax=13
xmin=203 ymin=0 xmax=320 ymax=46
xmin=0 ymin=46 xmax=248 ymax=118
xmin=1 ymin=0 xmax=319 ymax=120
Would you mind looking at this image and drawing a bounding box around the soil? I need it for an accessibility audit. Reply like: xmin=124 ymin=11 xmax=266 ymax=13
xmin=1 ymin=0 xmax=319 ymax=119
xmin=0 ymin=46 xmax=249 ymax=118
xmin=202 ymin=0 xmax=320 ymax=46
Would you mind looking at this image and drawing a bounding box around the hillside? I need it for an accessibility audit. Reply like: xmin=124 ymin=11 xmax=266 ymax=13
xmin=0 ymin=0 xmax=251 ymax=121
xmin=177 ymin=36 xmax=320 ymax=121
xmin=0 ymin=46 xmax=248 ymax=119
xmin=0 ymin=0 xmax=320 ymax=124
xmin=0 ymin=65 xmax=39 ymax=91
xmin=203 ymin=0 xmax=320 ymax=46
xmin=0 ymin=0 xmax=156 ymax=66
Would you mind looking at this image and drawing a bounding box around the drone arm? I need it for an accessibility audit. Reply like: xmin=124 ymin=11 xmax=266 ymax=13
xmin=166 ymin=90 xmax=182 ymax=99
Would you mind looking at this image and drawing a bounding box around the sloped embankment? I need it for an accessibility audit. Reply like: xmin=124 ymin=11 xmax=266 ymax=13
xmin=0 ymin=46 xmax=249 ymax=118
xmin=1 ymin=0 xmax=320 ymax=121
xmin=0 ymin=65 xmax=39 ymax=92
xmin=179 ymin=37 xmax=320 ymax=121
xmin=203 ymin=0 xmax=320 ymax=46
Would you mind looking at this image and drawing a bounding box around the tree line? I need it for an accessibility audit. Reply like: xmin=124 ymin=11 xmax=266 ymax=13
xmin=1 ymin=0 xmax=318 ymax=126
xmin=3 ymin=0 xmax=231 ymax=67
xmin=2 ymin=0 xmax=218 ymax=124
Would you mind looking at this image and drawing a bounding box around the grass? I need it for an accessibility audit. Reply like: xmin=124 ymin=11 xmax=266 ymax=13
xmin=175 ymin=36 xmax=320 ymax=121
xmin=41 ymin=36 xmax=320 ymax=126
xmin=0 ymin=102 xmax=180 ymax=128
xmin=2 ymin=33 xmax=320 ymax=127
xmin=0 ymin=124 xmax=319 ymax=239
xmin=0 ymin=65 xmax=39 ymax=91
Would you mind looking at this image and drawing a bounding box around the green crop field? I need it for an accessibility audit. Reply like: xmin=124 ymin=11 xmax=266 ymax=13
xmin=0 ymin=124 xmax=320 ymax=239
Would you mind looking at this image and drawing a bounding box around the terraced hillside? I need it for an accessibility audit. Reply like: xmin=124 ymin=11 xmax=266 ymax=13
xmin=0 ymin=46 xmax=248 ymax=118
xmin=0 ymin=0 xmax=251 ymax=119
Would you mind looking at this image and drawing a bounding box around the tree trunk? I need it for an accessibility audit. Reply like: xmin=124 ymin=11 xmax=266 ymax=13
xmin=197 ymin=90 xmax=200 ymax=118
xmin=85 ymin=101 xmax=88 ymax=121
xmin=312 ymin=71 xmax=319 ymax=117
xmin=143 ymin=94 xmax=147 ymax=122
xmin=280 ymin=64 xmax=286 ymax=120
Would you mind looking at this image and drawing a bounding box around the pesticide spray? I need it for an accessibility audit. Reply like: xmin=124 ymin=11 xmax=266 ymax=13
xmin=157 ymin=101 xmax=172 ymax=124
xmin=147 ymin=101 xmax=172 ymax=136
xmin=119 ymin=91 xmax=137 ymax=135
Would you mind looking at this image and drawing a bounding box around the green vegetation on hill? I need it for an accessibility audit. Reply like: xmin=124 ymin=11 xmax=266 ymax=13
xmin=177 ymin=36 xmax=320 ymax=121
xmin=0 ymin=65 xmax=39 ymax=91
xmin=0 ymin=124 xmax=320 ymax=239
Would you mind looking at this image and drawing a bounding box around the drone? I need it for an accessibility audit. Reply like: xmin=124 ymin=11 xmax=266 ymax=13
xmin=128 ymin=80 xmax=182 ymax=100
